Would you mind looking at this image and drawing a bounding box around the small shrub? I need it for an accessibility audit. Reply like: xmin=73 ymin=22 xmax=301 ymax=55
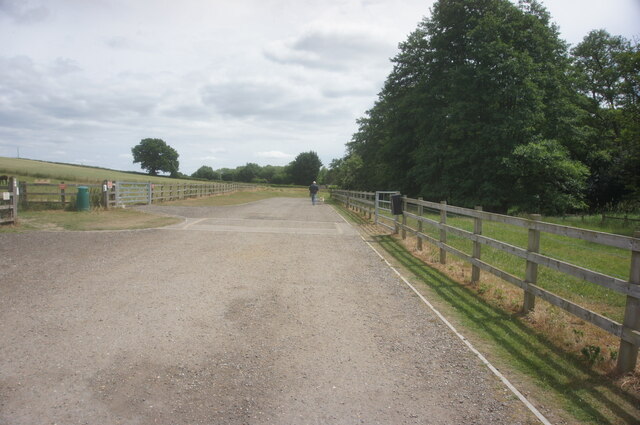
xmin=581 ymin=345 xmax=604 ymax=365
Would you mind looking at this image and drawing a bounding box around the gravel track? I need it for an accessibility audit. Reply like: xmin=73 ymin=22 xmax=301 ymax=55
xmin=0 ymin=198 xmax=538 ymax=424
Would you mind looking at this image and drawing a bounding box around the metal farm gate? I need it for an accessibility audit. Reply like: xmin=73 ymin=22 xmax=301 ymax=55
xmin=103 ymin=180 xmax=249 ymax=208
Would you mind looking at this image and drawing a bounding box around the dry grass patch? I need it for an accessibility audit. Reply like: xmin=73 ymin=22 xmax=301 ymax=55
xmin=160 ymin=187 xmax=322 ymax=206
xmin=2 ymin=209 xmax=181 ymax=232
xmin=394 ymin=231 xmax=639 ymax=393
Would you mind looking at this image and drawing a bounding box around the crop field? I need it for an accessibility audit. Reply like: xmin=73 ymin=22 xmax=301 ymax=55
xmin=0 ymin=156 xmax=199 ymax=184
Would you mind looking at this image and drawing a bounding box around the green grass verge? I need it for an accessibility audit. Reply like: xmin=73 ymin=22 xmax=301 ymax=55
xmin=331 ymin=202 xmax=640 ymax=424
xmin=544 ymin=214 xmax=640 ymax=238
xmin=395 ymin=208 xmax=630 ymax=322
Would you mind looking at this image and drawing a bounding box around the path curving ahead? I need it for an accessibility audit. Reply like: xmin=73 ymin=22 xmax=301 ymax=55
xmin=0 ymin=198 xmax=538 ymax=424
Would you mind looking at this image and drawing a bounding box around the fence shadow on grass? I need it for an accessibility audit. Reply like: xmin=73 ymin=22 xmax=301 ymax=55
xmin=374 ymin=234 xmax=639 ymax=425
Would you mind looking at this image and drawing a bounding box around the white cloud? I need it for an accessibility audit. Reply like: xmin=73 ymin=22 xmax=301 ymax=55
xmin=255 ymin=151 xmax=293 ymax=160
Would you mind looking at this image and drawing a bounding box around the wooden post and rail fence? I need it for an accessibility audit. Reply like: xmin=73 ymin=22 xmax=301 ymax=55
xmin=331 ymin=189 xmax=640 ymax=374
xmin=0 ymin=177 xmax=256 ymax=220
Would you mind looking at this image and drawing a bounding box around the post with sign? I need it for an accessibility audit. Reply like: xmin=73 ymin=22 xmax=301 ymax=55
xmin=102 ymin=180 xmax=114 ymax=209
xmin=59 ymin=182 xmax=66 ymax=206
xmin=102 ymin=180 xmax=109 ymax=209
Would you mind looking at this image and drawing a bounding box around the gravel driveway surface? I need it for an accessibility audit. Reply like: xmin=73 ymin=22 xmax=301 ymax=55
xmin=0 ymin=198 xmax=538 ymax=424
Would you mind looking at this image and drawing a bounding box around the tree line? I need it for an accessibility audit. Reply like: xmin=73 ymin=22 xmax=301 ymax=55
xmin=191 ymin=151 xmax=323 ymax=185
xmin=326 ymin=0 xmax=639 ymax=215
xmin=131 ymin=138 xmax=323 ymax=185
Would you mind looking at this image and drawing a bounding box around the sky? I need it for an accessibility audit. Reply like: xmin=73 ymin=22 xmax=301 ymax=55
xmin=1 ymin=0 xmax=639 ymax=175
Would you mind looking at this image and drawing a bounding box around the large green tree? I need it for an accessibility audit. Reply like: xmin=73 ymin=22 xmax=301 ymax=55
xmin=346 ymin=0 xmax=586 ymax=214
xmin=287 ymin=151 xmax=322 ymax=186
xmin=571 ymin=30 xmax=640 ymax=207
xmin=235 ymin=163 xmax=262 ymax=182
xmin=131 ymin=138 xmax=180 ymax=176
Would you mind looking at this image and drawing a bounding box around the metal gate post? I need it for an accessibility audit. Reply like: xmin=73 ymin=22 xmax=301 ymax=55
xmin=11 ymin=177 xmax=18 ymax=222
xmin=115 ymin=181 xmax=120 ymax=207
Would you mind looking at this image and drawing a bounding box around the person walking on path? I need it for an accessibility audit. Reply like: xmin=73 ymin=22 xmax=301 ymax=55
xmin=309 ymin=181 xmax=319 ymax=205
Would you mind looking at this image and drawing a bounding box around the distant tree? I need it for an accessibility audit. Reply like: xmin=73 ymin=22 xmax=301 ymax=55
xmin=287 ymin=151 xmax=322 ymax=186
xmin=258 ymin=165 xmax=278 ymax=183
xmin=191 ymin=165 xmax=219 ymax=180
xmin=236 ymin=163 xmax=262 ymax=183
xmin=217 ymin=168 xmax=236 ymax=181
xmin=271 ymin=168 xmax=291 ymax=185
xmin=329 ymin=155 xmax=364 ymax=189
xmin=131 ymin=138 xmax=179 ymax=176
xmin=316 ymin=166 xmax=328 ymax=185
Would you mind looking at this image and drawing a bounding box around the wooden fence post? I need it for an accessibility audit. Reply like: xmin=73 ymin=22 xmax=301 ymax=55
xmin=394 ymin=201 xmax=399 ymax=235
xmin=368 ymin=194 xmax=372 ymax=220
xmin=10 ymin=177 xmax=18 ymax=222
xmin=60 ymin=182 xmax=66 ymax=206
xmin=401 ymin=196 xmax=407 ymax=240
xmin=523 ymin=214 xmax=541 ymax=313
xmin=374 ymin=192 xmax=379 ymax=225
xmin=472 ymin=206 xmax=483 ymax=283
xmin=148 ymin=182 xmax=152 ymax=204
xmin=417 ymin=197 xmax=423 ymax=251
xmin=617 ymin=231 xmax=640 ymax=373
xmin=102 ymin=180 xmax=109 ymax=209
xmin=20 ymin=181 xmax=27 ymax=209
xmin=439 ymin=201 xmax=447 ymax=264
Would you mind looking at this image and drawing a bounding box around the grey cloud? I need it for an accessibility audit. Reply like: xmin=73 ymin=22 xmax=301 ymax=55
xmin=105 ymin=36 xmax=151 ymax=52
xmin=160 ymin=104 xmax=212 ymax=120
xmin=201 ymin=81 xmax=283 ymax=118
xmin=0 ymin=0 xmax=49 ymax=24
xmin=201 ymin=80 xmax=347 ymax=124
xmin=322 ymin=86 xmax=376 ymax=98
xmin=264 ymin=28 xmax=394 ymax=71
xmin=49 ymin=58 xmax=82 ymax=75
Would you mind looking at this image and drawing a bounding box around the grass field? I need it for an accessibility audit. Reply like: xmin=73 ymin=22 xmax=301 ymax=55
xmin=0 ymin=156 xmax=199 ymax=184
xmin=383 ymin=205 xmax=634 ymax=325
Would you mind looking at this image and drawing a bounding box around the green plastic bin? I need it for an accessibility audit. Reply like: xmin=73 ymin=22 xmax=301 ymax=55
xmin=76 ymin=186 xmax=90 ymax=211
